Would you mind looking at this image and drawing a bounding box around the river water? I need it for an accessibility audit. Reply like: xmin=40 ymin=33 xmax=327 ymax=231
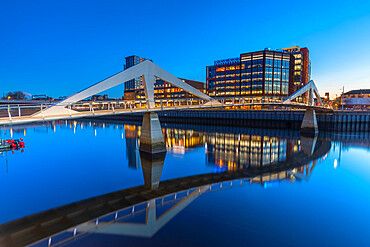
xmin=0 ymin=119 xmax=369 ymax=247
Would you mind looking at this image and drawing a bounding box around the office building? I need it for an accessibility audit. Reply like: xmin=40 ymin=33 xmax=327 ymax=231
xmin=123 ymin=55 xmax=152 ymax=100
xmin=206 ymin=49 xmax=295 ymax=99
xmin=282 ymin=47 xmax=311 ymax=92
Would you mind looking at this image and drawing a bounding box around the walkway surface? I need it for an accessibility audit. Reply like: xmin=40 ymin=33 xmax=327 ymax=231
xmin=0 ymin=102 xmax=332 ymax=126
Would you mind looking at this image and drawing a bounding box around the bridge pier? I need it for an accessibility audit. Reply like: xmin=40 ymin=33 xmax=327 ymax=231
xmin=301 ymin=109 xmax=318 ymax=136
xmin=139 ymin=112 xmax=166 ymax=154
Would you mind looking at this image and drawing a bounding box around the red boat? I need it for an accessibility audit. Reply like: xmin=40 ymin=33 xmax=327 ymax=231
xmin=4 ymin=138 xmax=25 ymax=150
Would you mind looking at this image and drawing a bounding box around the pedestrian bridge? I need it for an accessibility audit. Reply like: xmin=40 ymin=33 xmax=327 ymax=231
xmin=0 ymin=60 xmax=331 ymax=126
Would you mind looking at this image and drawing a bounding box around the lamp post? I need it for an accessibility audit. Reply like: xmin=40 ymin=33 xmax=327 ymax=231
xmin=341 ymin=86 xmax=344 ymax=111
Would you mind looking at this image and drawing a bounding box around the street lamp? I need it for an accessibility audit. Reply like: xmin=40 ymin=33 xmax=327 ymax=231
xmin=340 ymin=86 xmax=344 ymax=111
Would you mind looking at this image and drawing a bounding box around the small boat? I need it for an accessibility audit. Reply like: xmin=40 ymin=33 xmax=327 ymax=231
xmin=0 ymin=140 xmax=11 ymax=150
xmin=1 ymin=138 xmax=25 ymax=150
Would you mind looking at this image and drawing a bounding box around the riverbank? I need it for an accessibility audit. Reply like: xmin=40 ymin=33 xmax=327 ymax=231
xmin=93 ymin=109 xmax=370 ymax=132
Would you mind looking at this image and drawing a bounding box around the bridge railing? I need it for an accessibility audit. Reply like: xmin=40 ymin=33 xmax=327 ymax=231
xmin=0 ymin=97 xmax=333 ymax=123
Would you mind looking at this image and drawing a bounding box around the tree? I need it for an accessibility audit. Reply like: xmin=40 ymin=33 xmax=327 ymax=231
xmin=5 ymin=91 xmax=25 ymax=100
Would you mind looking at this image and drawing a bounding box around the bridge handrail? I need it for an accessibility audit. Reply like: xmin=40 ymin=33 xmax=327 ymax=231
xmin=0 ymin=98 xmax=333 ymax=111
xmin=0 ymin=97 xmax=333 ymax=124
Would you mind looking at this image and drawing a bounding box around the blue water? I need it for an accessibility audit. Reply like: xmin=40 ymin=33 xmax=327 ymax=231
xmin=1 ymin=120 xmax=369 ymax=247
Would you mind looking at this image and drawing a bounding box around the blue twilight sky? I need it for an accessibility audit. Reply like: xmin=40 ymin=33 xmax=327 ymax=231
xmin=0 ymin=0 xmax=370 ymax=99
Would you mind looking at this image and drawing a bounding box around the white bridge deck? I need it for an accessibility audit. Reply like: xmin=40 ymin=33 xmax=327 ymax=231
xmin=0 ymin=98 xmax=332 ymax=126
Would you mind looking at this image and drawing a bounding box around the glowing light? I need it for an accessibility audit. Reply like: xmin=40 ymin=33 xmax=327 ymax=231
xmin=10 ymin=129 xmax=13 ymax=138
xmin=95 ymin=129 xmax=97 ymax=136
xmin=334 ymin=159 xmax=338 ymax=169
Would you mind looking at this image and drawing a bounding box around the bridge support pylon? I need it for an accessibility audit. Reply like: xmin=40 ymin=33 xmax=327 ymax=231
xmin=139 ymin=112 xmax=166 ymax=154
xmin=300 ymin=109 xmax=318 ymax=136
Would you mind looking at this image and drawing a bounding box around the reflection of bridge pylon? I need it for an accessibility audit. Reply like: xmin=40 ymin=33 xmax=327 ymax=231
xmin=289 ymin=159 xmax=318 ymax=182
xmin=140 ymin=151 xmax=166 ymax=189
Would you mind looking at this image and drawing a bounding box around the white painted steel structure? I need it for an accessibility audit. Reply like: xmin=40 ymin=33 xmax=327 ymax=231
xmin=0 ymin=67 xmax=332 ymax=126
xmin=35 ymin=60 xmax=213 ymax=117
xmin=283 ymin=80 xmax=323 ymax=106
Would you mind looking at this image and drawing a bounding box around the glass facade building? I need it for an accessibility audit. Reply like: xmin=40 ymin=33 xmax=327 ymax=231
xmin=206 ymin=49 xmax=297 ymax=99
xmin=123 ymin=55 xmax=152 ymax=100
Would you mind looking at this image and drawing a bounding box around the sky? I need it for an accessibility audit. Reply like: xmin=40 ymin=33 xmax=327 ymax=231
xmin=0 ymin=0 xmax=370 ymax=99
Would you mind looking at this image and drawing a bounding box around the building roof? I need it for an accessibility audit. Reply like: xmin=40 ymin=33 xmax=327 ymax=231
xmin=344 ymin=89 xmax=370 ymax=95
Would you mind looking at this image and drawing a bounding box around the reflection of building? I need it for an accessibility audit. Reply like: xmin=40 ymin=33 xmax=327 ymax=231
xmin=124 ymin=125 xmax=141 ymax=169
xmin=343 ymin=89 xmax=370 ymax=110
xmin=124 ymin=126 xmax=205 ymax=157
xmin=124 ymin=124 xmax=302 ymax=171
xmin=163 ymin=128 xmax=205 ymax=151
xmin=122 ymin=124 xmax=324 ymax=181
xmin=123 ymin=55 xmax=205 ymax=100
xmin=206 ymin=49 xmax=295 ymax=99
xmin=205 ymin=133 xmax=300 ymax=171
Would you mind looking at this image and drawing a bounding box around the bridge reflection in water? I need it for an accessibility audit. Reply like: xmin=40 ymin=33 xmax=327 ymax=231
xmin=0 ymin=121 xmax=331 ymax=247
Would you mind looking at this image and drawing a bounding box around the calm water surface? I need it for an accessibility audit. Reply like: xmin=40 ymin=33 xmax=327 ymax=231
xmin=0 ymin=120 xmax=369 ymax=247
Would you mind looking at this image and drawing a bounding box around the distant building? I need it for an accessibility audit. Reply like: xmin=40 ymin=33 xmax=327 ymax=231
xmin=325 ymin=92 xmax=330 ymax=100
xmin=343 ymin=89 xmax=370 ymax=109
xmin=31 ymin=94 xmax=53 ymax=101
xmin=124 ymin=55 xmax=152 ymax=100
xmin=206 ymin=49 xmax=295 ymax=99
xmin=125 ymin=77 xmax=205 ymax=100
xmin=321 ymin=92 xmax=330 ymax=105
xmin=123 ymin=55 xmax=205 ymax=100
xmin=91 ymin=94 xmax=108 ymax=101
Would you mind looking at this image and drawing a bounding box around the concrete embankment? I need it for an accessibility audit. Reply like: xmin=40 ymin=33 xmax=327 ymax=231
xmin=93 ymin=110 xmax=370 ymax=132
